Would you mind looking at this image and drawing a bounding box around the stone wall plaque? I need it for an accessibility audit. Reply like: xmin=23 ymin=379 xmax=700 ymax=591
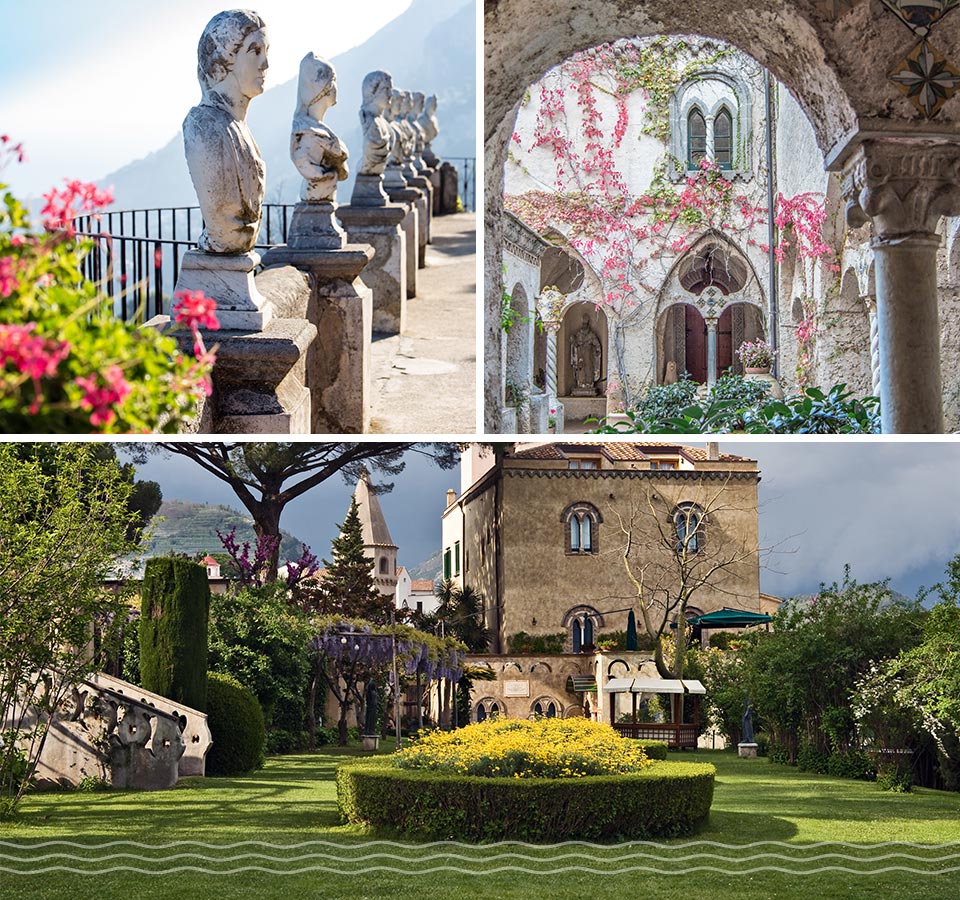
xmin=504 ymin=680 xmax=530 ymax=698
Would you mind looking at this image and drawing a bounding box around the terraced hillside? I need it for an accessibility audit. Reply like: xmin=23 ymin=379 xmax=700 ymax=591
xmin=142 ymin=500 xmax=307 ymax=562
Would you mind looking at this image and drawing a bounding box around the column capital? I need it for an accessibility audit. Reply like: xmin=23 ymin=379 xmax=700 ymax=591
xmin=842 ymin=139 xmax=960 ymax=242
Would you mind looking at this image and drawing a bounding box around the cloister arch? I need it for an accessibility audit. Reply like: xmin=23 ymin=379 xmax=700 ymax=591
xmin=486 ymin=1 xmax=960 ymax=432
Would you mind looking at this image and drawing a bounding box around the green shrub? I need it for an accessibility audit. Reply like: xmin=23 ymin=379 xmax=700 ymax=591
xmin=264 ymin=729 xmax=310 ymax=756
xmin=596 ymin=630 xmax=657 ymax=651
xmin=634 ymin=739 xmax=668 ymax=760
xmin=755 ymin=733 xmax=770 ymax=757
xmin=139 ymin=557 xmax=210 ymax=711
xmin=768 ymin=743 xmax=792 ymax=766
xmin=506 ymin=632 xmax=566 ymax=654
xmin=205 ymin=673 xmax=266 ymax=776
xmin=337 ymin=758 xmax=715 ymax=842
xmin=797 ymin=740 xmax=829 ymax=774
xmin=826 ymin=750 xmax=875 ymax=781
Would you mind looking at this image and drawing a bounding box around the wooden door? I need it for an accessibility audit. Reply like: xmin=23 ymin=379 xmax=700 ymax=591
xmin=684 ymin=305 xmax=707 ymax=383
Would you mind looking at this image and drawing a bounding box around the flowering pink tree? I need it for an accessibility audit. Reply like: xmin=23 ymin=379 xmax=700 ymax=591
xmin=505 ymin=40 xmax=837 ymax=404
xmin=0 ymin=138 xmax=216 ymax=431
xmin=217 ymin=525 xmax=319 ymax=588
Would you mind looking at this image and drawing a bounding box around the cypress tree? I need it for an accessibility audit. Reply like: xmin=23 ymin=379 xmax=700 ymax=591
xmin=139 ymin=557 xmax=210 ymax=711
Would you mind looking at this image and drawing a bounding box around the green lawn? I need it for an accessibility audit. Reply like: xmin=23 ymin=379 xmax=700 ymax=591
xmin=1 ymin=746 xmax=959 ymax=900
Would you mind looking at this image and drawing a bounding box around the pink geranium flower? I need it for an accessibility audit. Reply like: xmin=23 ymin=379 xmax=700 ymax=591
xmin=173 ymin=289 xmax=220 ymax=332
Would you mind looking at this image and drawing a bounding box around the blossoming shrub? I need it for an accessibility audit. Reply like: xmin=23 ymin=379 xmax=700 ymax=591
xmin=395 ymin=717 xmax=650 ymax=778
xmin=337 ymin=755 xmax=716 ymax=841
xmin=1 ymin=139 xmax=216 ymax=432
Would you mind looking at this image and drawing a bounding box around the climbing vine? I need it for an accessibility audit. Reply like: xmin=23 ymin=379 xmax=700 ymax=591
xmin=505 ymin=36 xmax=838 ymax=406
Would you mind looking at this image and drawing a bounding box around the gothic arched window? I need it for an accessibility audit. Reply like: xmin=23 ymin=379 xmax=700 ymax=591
xmin=674 ymin=503 xmax=706 ymax=555
xmin=715 ymin=107 xmax=733 ymax=169
xmin=688 ymin=108 xmax=707 ymax=169
xmin=562 ymin=502 xmax=602 ymax=555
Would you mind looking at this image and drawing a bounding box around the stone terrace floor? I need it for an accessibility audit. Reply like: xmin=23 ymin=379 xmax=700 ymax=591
xmin=368 ymin=212 xmax=476 ymax=434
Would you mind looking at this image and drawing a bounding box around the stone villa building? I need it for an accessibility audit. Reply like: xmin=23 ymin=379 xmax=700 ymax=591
xmin=441 ymin=442 xmax=778 ymax=727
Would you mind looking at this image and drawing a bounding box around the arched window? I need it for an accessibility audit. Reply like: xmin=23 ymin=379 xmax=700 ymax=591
xmin=715 ymin=107 xmax=733 ymax=169
xmin=674 ymin=503 xmax=705 ymax=555
xmin=688 ymin=108 xmax=707 ymax=169
xmin=476 ymin=699 xmax=502 ymax=723
xmin=379 ymin=557 xmax=388 ymax=574
xmin=533 ymin=699 xmax=559 ymax=718
xmin=572 ymin=619 xmax=583 ymax=653
xmin=562 ymin=502 xmax=601 ymax=555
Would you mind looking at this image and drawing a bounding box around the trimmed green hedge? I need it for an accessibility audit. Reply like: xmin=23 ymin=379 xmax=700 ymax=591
xmin=337 ymin=758 xmax=715 ymax=842
xmin=205 ymin=672 xmax=266 ymax=776
xmin=635 ymin=739 xmax=668 ymax=760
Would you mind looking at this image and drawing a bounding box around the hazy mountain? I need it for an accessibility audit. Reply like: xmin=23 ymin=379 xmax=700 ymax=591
xmin=141 ymin=500 xmax=308 ymax=562
xmin=407 ymin=548 xmax=442 ymax=583
xmin=102 ymin=0 xmax=475 ymax=210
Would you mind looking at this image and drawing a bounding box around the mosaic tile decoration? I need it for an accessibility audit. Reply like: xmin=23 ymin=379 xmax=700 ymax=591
xmin=878 ymin=1 xmax=960 ymax=38
xmin=889 ymin=38 xmax=960 ymax=116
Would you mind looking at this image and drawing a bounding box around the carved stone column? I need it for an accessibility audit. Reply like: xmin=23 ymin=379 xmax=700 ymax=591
xmin=842 ymin=140 xmax=960 ymax=433
xmin=862 ymin=294 xmax=881 ymax=398
xmin=706 ymin=316 xmax=719 ymax=391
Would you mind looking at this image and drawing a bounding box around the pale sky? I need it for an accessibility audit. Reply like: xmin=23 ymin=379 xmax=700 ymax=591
xmin=0 ymin=0 xmax=413 ymax=199
xmin=131 ymin=441 xmax=960 ymax=601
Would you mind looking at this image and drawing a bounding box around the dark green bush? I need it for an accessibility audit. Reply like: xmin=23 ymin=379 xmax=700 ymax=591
xmin=596 ymin=630 xmax=657 ymax=651
xmin=336 ymin=758 xmax=715 ymax=842
xmin=139 ymin=557 xmax=210 ymax=711
xmin=826 ymin=750 xmax=875 ymax=781
xmin=797 ymin=740 xmax=829 ymax=774
xmin=506 ymin=632 xmax=567 ymax=654
xmin=205 ymin=672 xmax=266 ymax=776
xmin=767 ymin=743 xmax=792 ymax=766
xmin=264 ymin=729 xmax=310 ymax=755
xmin=634 ymin=739 xmax=668 ymax=760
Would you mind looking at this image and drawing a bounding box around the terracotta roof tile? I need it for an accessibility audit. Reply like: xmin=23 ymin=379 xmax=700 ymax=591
xmin=509 ymin=442 xmax=752 ymax=463
xmin=411 ymin=580 xmax=436 ymax=592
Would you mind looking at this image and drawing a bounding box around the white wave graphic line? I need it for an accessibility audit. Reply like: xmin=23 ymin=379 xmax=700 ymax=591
xmin=2 ymin=863 xmax=960 ymax=877
xmin=2 ymin=838 xmax=959 ymax=852
xmin=1 ymin=850 xmax=957 ymax=867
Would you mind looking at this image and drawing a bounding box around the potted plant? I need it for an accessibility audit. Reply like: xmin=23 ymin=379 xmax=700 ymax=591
xmin=737 ymin=339 xmax=776 ymax=375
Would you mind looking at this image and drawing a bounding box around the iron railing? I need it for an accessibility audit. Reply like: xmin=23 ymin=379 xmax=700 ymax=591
xmin=74 ymin=157 xmax=474 ymax=323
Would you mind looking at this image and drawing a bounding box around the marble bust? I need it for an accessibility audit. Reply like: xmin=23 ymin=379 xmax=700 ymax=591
xmin=357 ymin=70 xmax=394 ymax=176
xmin=419 ymin=94 xmax=439 ymax=167
xmin=183 ymin=9 xmax=268 ymax=255
xmin=290 ymin=52 xmax=348 ymax=202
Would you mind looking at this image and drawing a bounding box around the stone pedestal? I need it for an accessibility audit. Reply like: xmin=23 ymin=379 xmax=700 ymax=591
xmin=361 ymin=734 xmax=380 ymax=752
xmin=743 ymin=371 xmax=784 ymax=399
xmin=406 ymin=167 xmax=434 ymax=246
xmin=738 ymin=742 xmax=758 ymax=759
xmin=337 ymin=204 xmax=407 ymax=334
xmin=351 ymin=173 xmax=391 ymax=207
xmin=429 ymin=166 xmax=442 ymax=215
xmin=262 ymin=245 xmax=374 ymax=433
xmin=287 ymin=201 xmax=347 ymax=250
xmin=387 ymin=183 xmax=428 ymax=269
xmin=439 ymin=161 xmax=459 ymax=214
xmin=529 ymin=389 xmax=549 ymax=433
xmin=383 ymin=187 xmax=419 ymax=297
xmin=173 ymin=249 xmax=273 ymax=331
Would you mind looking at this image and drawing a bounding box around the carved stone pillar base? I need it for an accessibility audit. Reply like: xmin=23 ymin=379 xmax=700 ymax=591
xmin=429 ymin=165 xmax=442 ymax=215
xmin=287 ymin=201 xmax=347 ymax=250
xmin=173 ymin=249 xmax=272 ymax=332
xmin=439 ymin=161 xmax=459 ymax=214
xmin=262 ymin=245 xmax=374 ymax=433
xmin=387 ymin=184 xmax=428 ymax=268
xmin=337 ymin=203 xmax=408 ymax=334
xmin=383 ymin=189 xmax=419 ymax=296
xmin=351 ymin=173 xmax=390 ymax=207
xmin=406 ymin=172 xmax=433 ymax=245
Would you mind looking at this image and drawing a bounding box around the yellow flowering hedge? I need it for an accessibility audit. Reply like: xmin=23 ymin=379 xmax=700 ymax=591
xmin=396 ymin=717 xmax=650 ymax=778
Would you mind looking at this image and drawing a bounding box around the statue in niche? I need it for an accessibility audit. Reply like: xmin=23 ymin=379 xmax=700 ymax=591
xmin=664 ymin=360 xmax=678 ymax=385
xmin=183 ymin=9 xmax=269 ymax=255
xmin=570 ymin=314 xmax=602 ymax=395
xmin=419 ymin=94 xmax=440 ymax=167
xmin=357 ymin=70 xmax=394 ymax=176
xmin=290 ymin=53 xmax=348 ymax=202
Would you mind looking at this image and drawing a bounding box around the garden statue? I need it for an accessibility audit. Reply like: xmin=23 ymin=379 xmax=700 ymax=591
xmin=664 ymin=360 xmax=678 ymax=385
xmin=419 ymin=94 xmax=440 ymax=167
xmin=357 ymin=70 xmax=394 ymax=177
xmin=410 ymin=91 xmax=429 ymax=167
xmin=183 ymin=9 xmax=268 ymax=254
xmin=741 ymin=697 xmax=755 ymax=744
xmin=570 ymin=314 xmax=602 ymax=394
xmin=283 ymin=52 xmax=348 ymax=248
xmin=364 ymin=679 xmax=379 ymax=736
xmin=290 ymin=53 xmax=348 ymax=202
xmin=174 ymin=8 xmax=274 ymax=331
